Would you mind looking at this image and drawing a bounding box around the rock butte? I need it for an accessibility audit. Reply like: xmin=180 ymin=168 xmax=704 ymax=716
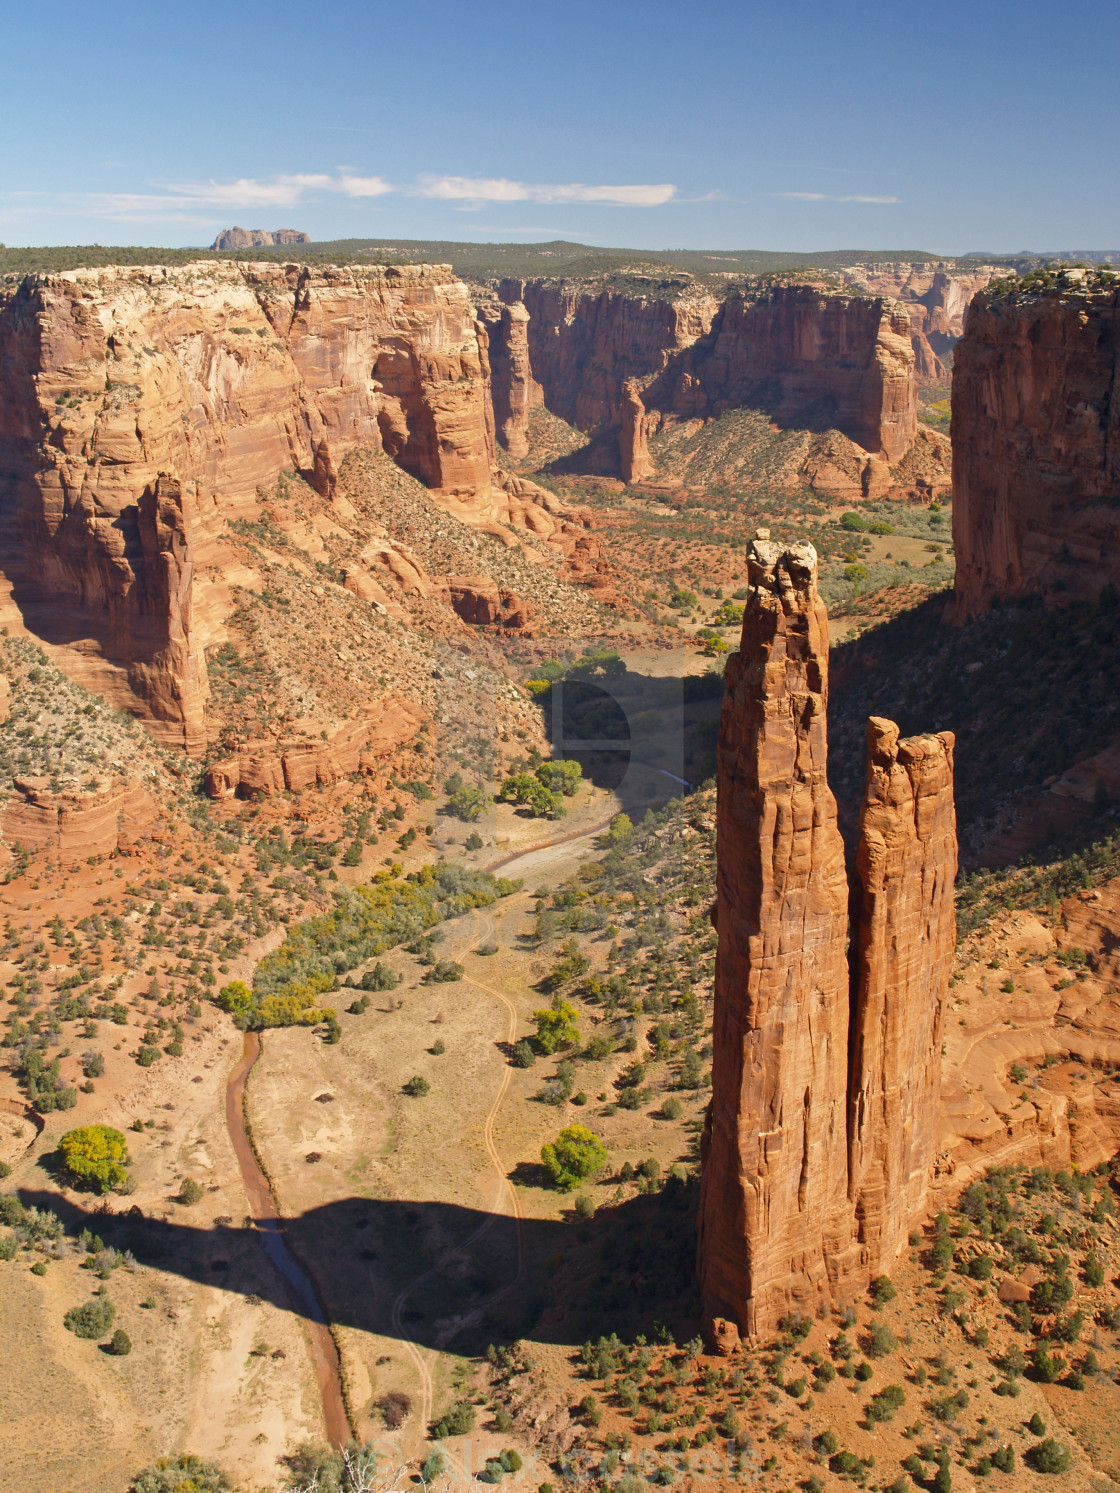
xmin=0 ymin=261 xmax=587 ymax=752
xmin=698 ymin=535 xmax=957 ymax=1338
xmin=949 ymin=280 xmax=1120 ymax=621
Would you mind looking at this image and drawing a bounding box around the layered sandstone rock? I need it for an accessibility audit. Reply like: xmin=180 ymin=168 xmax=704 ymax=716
xmin=834 ymin=262 xmax=1002 ymax=380
xmin=949 ymin=285 xmax=1120 ymax=621
xmin=203 ymin=701 xmax=421 ymax=799
xmin=492 ymin=277 xmax=923 ymax=489
xmin=2 ymin=773 xmax=157 ymax=856
xmin=848 ymin=718 xmax=957 ymax=1275
xmin=479 ymin=300 xmax=542 ymax=458
xmin=700 ymin=538 xmax=957 ymax=1337
xmin=443 ymin=576 xmax=534 ymax=629
xmin=0 ymin=260 xmax=555 ymax=746
xmin=699 ymin=536 xmax=859 ymax=1336
xmin=619 ymin=380 xmax=654 ymax=484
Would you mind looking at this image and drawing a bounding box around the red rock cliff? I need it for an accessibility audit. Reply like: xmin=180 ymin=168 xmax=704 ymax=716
xmin=949 ymin=284 xmax=1120 ymax=622
xmin=835 ymin=262 xmax=1002 ymax=380
xmin=493 ymin=277 xmax=920 ymax=477
xmin=0 ymin=260 xmax=522 ymax=747
xmin=700 ymin=539 xmax=957 ymax=1337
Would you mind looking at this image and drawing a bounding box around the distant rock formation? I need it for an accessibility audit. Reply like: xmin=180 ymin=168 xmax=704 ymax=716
xmin=478 ymin=300 xmax=542 ymax=458
xmin=832 ymin=262 xmax=1003 ymax=381
xmin=210 ymin=227 xmax=310 ymax=250
xmin=698 ymin=536 xmax=957 ymax=1337
xmin=489 ymin=277 xmax=938 ymax=498
xmin=949 ymin=280 xmax=1120 ymax=622
xmin=2 ymin=773 xmax=157 ymax=856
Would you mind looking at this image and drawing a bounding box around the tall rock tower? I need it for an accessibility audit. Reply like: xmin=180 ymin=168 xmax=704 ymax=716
xmin=698 ymin=535 xmax=956 ymax=1338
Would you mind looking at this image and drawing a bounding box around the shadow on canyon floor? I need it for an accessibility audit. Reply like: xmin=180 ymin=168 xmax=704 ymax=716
xmin=18 ymin=1174 xmax=703 ymax=1356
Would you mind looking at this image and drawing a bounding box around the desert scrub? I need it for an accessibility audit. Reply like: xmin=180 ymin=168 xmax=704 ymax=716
xmin=218 ymin=862 xmax=518 ymax=1028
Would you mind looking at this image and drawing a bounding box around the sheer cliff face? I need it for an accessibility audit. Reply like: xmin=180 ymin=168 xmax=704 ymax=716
xmin=494 ymin=278 xmax=918 ymax=471
xmin=949 ymin=288 xmax=1120 ymax=622
xmin=849 ymin=718 xmax=957 ymax=1274
xmin=700 ymin=541 xmax=957 ymax=1337
xmin=699 ymin=539 xmax=859 ymax=1337
xmin=834 ymin=263 xmax=1000 ymax=380
xmin=0 ymin=261 xmax=495 ymax=748
xmin=654 ymin=286 xmax=918 ymax=463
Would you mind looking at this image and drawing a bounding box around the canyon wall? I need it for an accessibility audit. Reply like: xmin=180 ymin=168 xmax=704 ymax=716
xmin=949 ymin=285 xmax=1120 ymax=622
xmin=699 ymin=537 xmax=957 ymax=1337
xmin=0 ymin=260 xmax=580 ymax=749
xmin=493 ymin=276 xmax=924 ymax=486
xmin=834 ymin=262 xmax=1001 ymax=380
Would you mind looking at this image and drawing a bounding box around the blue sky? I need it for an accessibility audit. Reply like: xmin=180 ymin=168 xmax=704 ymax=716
xmin=3 ymin=0 xmax=1117 ymax=253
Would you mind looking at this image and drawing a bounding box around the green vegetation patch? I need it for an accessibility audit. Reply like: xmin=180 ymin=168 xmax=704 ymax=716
xmin=217 ymin=862 xmax=518 ymax=1029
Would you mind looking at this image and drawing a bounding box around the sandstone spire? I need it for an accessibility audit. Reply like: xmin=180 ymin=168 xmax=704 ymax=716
xmin=700 ymin=539 xmax=957 ymax=1339
xmin=848 ymin=719 xmax=956 ymax=1272
xmin=698 ymin=535 xmax=859 ymax=1337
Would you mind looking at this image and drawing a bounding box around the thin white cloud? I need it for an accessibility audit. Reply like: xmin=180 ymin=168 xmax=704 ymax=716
xmin=774 ymin=192 xmax=900 ymax=204
xmin=416 ymin=175 xmax=677 ymax=207
xmin=1 ymin=171 xmax=678 ymax=226
xmin=337 ymin=175 xmax=393 ymax=197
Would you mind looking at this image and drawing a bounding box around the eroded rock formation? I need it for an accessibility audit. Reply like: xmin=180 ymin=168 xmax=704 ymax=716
xmin=203 ymin=702 xmax=421 ymax=799
xmin=479 ymin=300 xmax=542 ymax=458
xmin=699 ymin=538 xmax=957 ymax=1336
xmin=833 ymin=262 xmax=1002 ymax=380
xmin=210 ymin=227 xmax=310 ymax=250
xmin=2 ymin=773 xmax=157 ymax=857
xmin=949 ymin=283 xmax=1120 ymax=622
xmin=848 ymin=718 xmax=957 ymax=1275
xmin=700 ymin=537 xmax=861 ymax=1337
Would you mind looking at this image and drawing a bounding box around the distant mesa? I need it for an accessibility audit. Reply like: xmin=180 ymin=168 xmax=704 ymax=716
xmin=210 ymin=226 xmax=310 ymax=250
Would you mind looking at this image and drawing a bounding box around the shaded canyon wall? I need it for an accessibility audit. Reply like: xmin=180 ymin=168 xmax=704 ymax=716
xmin=949 ymin=284 xmax=1120 ymax=622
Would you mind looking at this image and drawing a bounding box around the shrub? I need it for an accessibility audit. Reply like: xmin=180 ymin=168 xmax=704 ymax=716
xmin=840 ymin=511 xmax=868 ymax=531
xmin=58 ymin=1125 xmax=131 ymax=1193
xmin=829 ymin=1450 xmax=860 ymax=1475
xmin=431 ymin=1400 xmax=475 ymax=1438
xmin=129 ymin=1454 xmax=231 ymax=1492
xmin=813 ymin=1430 xmax=838 ymax=1455
xmin=1028 ymin=1412 xmax=1046 ymax=1436
xmin=532 ymin=998 xmax=580 ymax=1054
xmin=992 ymin=1444 xmax=1015 ymax=1473
xmin=967 ymin=1253 xmax=993 ymax=1280
xmin=866 ymin=1321 xmax=899 ymax=1357
xmin=1030 ymin=1344 xmax=1063 ymax=1383
xmin=511 ymin=1040 xmax=535 ymax=1068
xmin=870 ymin=1274 xmax=897 ymax=1305
xmin=63 ymin=1297 xmax=116 ymax=1339
xmin=540 ymin=1125 xmax=607 ymax=1190
xmin=178 ymin=1178 xmax=204 ymax=1206
xmin=403 ymin=1075 xmax=430 ymax=1097
xmin=659 ymin=1097 xmax=683 ymax=1120
xmin=420 ymin=1452 xmax=447 ymax=1484
xmin=854 ymin=1360 xmax=874 ymax=1381
xmin=1027 ymin=1438 xmax=1071 ymax=1474
xmin=377 ymin=1390 xmax=412 ymax=1428
xmin=108 ymin=1328 xmax=132 ymax=1355
xmin=866 ymin=1384 xmax=906 ymax=1424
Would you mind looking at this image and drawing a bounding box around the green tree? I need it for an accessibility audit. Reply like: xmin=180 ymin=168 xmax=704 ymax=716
xmin=532 ymin=997 xmax=580 ymax=1054
xmin=403 ymin=1075 xmax=431 ymax=1097
xmin=535 ymin=759 xmax=583 ymax=797
xmin=1028 ymin=1438 xmax=1071 ymax=1474
xmin=540 ymin=1124 xmax=607 ymax=1190
xmin=108 ymin=1328 xmax=132 ymax=1355
xmin=58 ymin=1125 xmax=131 ymax=1193
xmin=446 ymin=785 xmax=492 ymax=822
